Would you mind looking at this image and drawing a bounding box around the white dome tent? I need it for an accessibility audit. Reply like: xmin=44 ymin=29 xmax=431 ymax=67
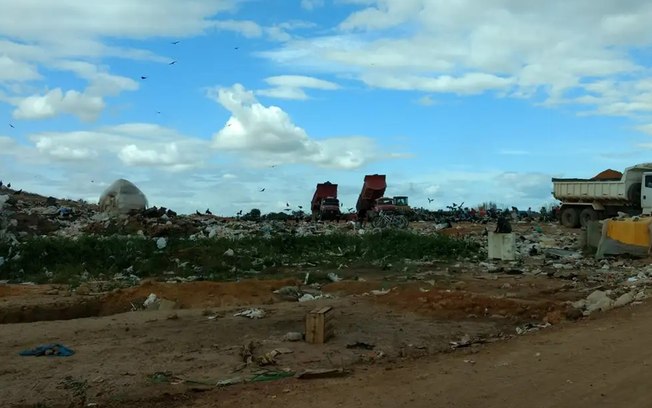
xmin=99 ymin=179 xmax=148 ymax=215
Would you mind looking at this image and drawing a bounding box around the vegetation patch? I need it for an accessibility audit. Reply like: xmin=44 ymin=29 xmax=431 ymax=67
xmin=0 ymin=230 xmax=481 ymax=284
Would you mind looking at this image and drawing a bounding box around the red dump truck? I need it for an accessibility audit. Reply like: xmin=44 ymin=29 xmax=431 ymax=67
xmin=356 ymin=174 xmax=387 ymax=218
xmin=356 ymin=174 xmax=409 ymax=228
xmin=311 ymin=182 xmax=341 ymax=221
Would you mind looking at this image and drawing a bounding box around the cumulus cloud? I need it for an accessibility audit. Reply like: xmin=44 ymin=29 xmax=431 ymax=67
xmin=213 ymin=20 xmax=264 ymax=38
xmin=210 ymin=83 xmax=394 ymax=168
xmin=257 ymin=75 xmax=340 ymax=100
xmin=261 ymin=0 xmax=652 ymax=120
xmin=12 ymin=88 xmax=105 ymax=122
xmin=29 ymin=123 xmax=208 ymax=169
xmin=119 ymin=143 xmax=198 ymax=171
xmin=0 ymin=0 xmax=235 ymax=121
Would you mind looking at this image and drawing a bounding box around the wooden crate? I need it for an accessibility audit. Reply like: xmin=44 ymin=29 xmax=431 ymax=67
xmin=305 ymin=306 xmax=334 ymax=344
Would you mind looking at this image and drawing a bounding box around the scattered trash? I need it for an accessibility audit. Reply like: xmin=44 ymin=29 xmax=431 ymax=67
xmin=143 ymin=293 xmax=158 ymax=309
xmin=250 ymin=370 xmax=295 ymax=383
xmin=234 ymin=308 xmax=266 ymax=319
xmin=346 ymin=341 xmax=375 ymax=350
xmin=19 ymin=344 xmax=75 ymax=357
xmin=283 ymin=332 xmax=303 ymax=342
xmin=296 ymin=368 xmax=350 ymax=379
xmin=156 ymin=237 xmax=167 ymax=250
xmin=327 ymin=272 xmax=342 ymax=282
xmin=256 ymin=350 xmax=279 ymax=366
xmin=224 ymin=248 xmax=235 ymax=257
xmin=370 ymin=288 xmax=391 ymax=296
xmin=515 ymin=322 xmax=552 ymax=335
xmin=217 ymin=377 xmax=243 ymax=387
xmin=450 ymin=334 xmax=486 ymax=349
xmin=240 ymin=341 xmax=256 ymax=365
xmin=274 ymin=286 xmax=302 ymax=301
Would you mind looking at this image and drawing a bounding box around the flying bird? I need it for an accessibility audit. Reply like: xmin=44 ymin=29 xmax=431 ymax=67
xmin=156 ymin=111 xmax=161 ymax=114
xmin=14 ymin=189 xmax=22 ymax=195
xmin=236 ymin=210 xmax=243 ymax=216
xmin=171 ymin=41 xmax=180 ymax=44
xmin=428 ymin=198 xmax=434 ymax=203
xmin=169 ymin=60 xmax=177 ymax=65
xmin=347 ymin=208 xmax=354 ymax=212
xmin=205 ymin=208 xmax=212 ymax=215
xmin=9 ymin=123 xmax=14 ymax=128
xmin=140 ymin=76 xmax=147 ymax=80
xmin=195 ymin=210 xmax=201 ymax=215
xmin=234 ymin=46 xmax=239 ymax=50
xmin=298 ymin=205 xmax=303 ymax=209
xmin=286 ymin=203 xmax=290 ymax=207
xmin=6 ymin=183 xmax=10 ymax=188
xmin=260 ymin=188 xmax=265 ymax=192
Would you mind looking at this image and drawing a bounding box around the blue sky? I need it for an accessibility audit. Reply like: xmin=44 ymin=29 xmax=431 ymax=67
xmin=2 ymin=0 xmax=652 ymax=215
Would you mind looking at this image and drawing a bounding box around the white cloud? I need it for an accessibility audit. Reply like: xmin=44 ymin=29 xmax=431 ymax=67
xmin=118 ymin=144 xmax=198 ymax=171
xmin=261 ymin=0 xmax=652 ymax=117
xmin=257 ymin=75 xmax=340 ymax=100
xmin=29 ymin=123 xmax=209 ymax=169
xmin=12 ymin=89 xmax=105 ymax=122
xmin=0 ymin=0 xmax=236 ymax=121
xmin=301 ymin=0 xmax=325 ymax=10
xmin=213 ymin=19 xmax=264 ymax=38
xmin=361 ymin=72 xmax=513 ymax=94
xmin=636 ymin=124 xmax=652 ymax=135
xmin=0 ymin=56 xmax=41 ymax=81
xmin=210 ymin=83 xmax=394 ymax=168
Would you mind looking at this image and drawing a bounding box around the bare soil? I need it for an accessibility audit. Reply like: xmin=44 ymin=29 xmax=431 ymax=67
xmin=0 ymin=268 xmax=592 ymax=408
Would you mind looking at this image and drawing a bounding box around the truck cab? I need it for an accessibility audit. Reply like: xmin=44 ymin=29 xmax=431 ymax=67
xmin=319 ymin=196 xmax=341 ymax=220
xmin=374 ymin=197 xmax=396 ymax=213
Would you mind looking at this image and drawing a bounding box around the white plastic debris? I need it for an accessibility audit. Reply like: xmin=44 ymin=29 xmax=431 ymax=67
xmin=156 ymin=237 xmax=167 ymax=250
xmin=371 ymin=288 xmax=391 ymax=296
xmin=234 ymin=308 xmax=266 ymax=319
xmin=143 ymin=293 xmax=158 ymax=308
xmin=327 ymin=272 xmax=342 ymax=282
xmin=298 ymin=294 xmax=318 ymax=302
xmin=224 ymin=248 xmax=235 ymax=257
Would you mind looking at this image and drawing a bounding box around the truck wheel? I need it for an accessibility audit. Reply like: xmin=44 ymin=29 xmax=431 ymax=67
xmin=579 ymin=208 xmax=598 ymax=228
xmin=560 ymin=207 xmax=580 ymax=228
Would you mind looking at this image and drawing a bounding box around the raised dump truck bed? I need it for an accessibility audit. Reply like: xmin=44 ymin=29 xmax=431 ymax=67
xmin=356 ymin=174 xmax=387 ymax=216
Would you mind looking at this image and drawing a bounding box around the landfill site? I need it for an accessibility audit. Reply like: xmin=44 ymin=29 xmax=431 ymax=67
xmin=3 ymin=165 xmax=652 ymax=408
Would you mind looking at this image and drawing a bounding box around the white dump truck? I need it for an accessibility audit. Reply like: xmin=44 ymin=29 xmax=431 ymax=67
xmin=552 ymin=163 xmax=652 ymax=228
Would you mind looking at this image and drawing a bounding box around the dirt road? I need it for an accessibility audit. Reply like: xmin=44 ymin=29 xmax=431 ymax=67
xmin=162 ymin=303 xmax=651 ymax=408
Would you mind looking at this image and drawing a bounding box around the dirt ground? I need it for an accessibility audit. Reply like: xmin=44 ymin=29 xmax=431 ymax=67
xmin=0 ymin=263 xmax=594 ymax=408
